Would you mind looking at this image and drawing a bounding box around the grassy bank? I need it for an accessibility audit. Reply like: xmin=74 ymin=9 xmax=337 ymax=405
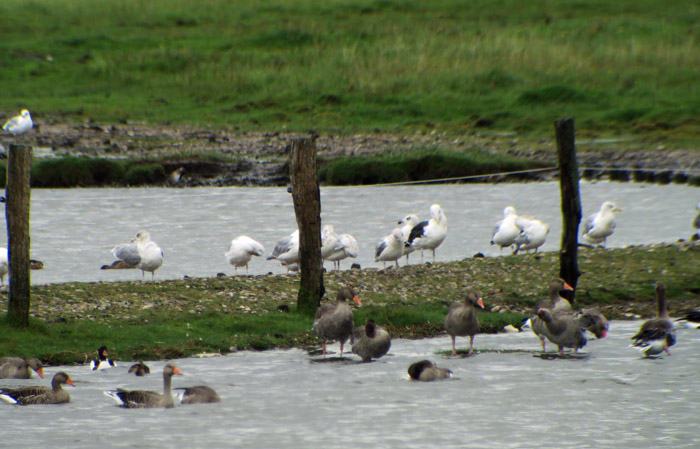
xmin=1 ymin=244 xmax=698 ymax=365
xmin=1 ymin=0 xmax=699 ymax=147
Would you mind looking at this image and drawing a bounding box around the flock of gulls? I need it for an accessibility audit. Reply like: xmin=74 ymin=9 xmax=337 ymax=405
xmin=1 ymin=108 xmax=698 ymax=405
xmin=0 ymin=277 xmax=693 ymax=406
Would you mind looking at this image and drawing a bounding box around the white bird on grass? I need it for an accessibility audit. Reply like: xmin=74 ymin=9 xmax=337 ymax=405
xmin=112 ymin=230 xmax=164 ymax=280
xmin=225 ymin=235 xmax=265 ymax=275
xmin=2 ymin=109 xmax=33 ymax=135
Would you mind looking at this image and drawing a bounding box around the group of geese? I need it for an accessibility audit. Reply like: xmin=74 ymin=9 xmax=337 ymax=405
xmin=0 ymin=346 xmax=219 ymax=408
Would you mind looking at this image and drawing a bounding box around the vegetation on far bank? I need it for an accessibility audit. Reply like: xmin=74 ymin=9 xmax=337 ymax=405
xmin=1 ymin=0 xmax=700 ymax=150
xmin=1 ymin=245 xmax=698 ymax=365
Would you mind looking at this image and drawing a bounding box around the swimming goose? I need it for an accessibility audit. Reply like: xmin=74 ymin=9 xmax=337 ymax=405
xmin=397 ymin=214 xmax=420 ymax=264
xmin=351 ymin=319 xmax=391 ymax=362
xmin=90 ymin=346 xmax=117 ymax=371
xmin=175 ymin=385 xmax=221 ymax=404
xmin=444 ymin=291 xmax=485 ymax=356
xmin=112 ymin=230 xmax=164 ymax=280
xmin=536 ymin=308 xmax=587 ymax=354
xmin=267 ymin=230 xmax=300 ymax=273
xmin=326 ymin=233 xmax=359 ymax=271
xmin=375 ymin=228 xmax=405 ymax=269
xmin=529 ymin=278 xmax=574 ymax=351
xmin=407 ymin=360 xmax=452 ymax=382
xmin=0 ymin=372 xmax=75 ymax=405
xmin=582 ymin=201 xmax=622 ymax=247
xmin=0 ymin=357 xmax=44 ymax=379
xmin=105 ymin=364 xmax=183 ymax=408
xmin=225 ymin=235 xmax=265 ymax=275
xmin=408 ymin=204 xmax=447 ymax=263
xmin=513 ymin=215 xmax=549 ymax=254
xmin=128 ymin=361 xmax=151 ymax=376
xmin=313 ymin=287 xmax=362 ymax=358
xmin=2 ymin=109 xmax=33 ymax=135
xmin=631 ymin=281 xmax=676 ymax=357
xmin=491 ymin=206 xmax=520 ymax=252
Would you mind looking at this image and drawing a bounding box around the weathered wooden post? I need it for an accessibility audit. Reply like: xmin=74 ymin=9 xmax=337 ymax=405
xmin=5 ymin=144 xmax=33 ymax=327
xmin=555 ymin=118 xmax=582 ymax=300
xmin=289 ymin=137 xmax=324 ymax=316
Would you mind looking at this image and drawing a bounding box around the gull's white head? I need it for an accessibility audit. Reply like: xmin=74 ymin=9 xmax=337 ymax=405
xmin=430 ymin=204 xmax=445 ymax=223
xmin=602 ymin=201 xmax=621 ymax=213
xmin=503 ymin=206 xmax=517 ymax=217
xmin=134 ymin=230 xmax=152 ymax=242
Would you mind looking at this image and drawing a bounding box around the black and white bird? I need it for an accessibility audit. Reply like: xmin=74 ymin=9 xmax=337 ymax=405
xmin=397 ymin=214 xmax=420 ymax=265
xmin=408 ymin=204 xmax=447 ymax=263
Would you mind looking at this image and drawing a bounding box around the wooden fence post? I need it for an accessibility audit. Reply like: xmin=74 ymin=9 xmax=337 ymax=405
xmin=5 ymin=144 xmax=33 ymax=327
xmin=289 ymin=137 xmax=324 ymax=316
xmin=555 ymin=118 xmax=582 ymax=300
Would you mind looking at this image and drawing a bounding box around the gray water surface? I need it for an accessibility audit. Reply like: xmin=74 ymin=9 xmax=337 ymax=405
xmin=6 ymin=181 xmax=699 ymax=284
xmin=1 ymin=321 xmax=698 ymax=448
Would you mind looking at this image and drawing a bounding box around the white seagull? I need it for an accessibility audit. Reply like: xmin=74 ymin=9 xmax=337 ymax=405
xmin=375 ymin=228 xmax=405 ymax=269
xmin=513 ymin=215 xmax=550 ymax=254
xmin=582 ymin=201 xmax=622 ymax=247
xmin=397 ymin=214 xmax=419 ymax=265
xmin=491 ymin=206 xmax=520 ymax=252
xmin=225 ymin=235 xmax=265 ymax=275
xmin=321 ymin=224 xmax=340 ymax=262
xmin=408 ymin=204 xmax=447 ymax=263
xmin=2 ymin=109 xmax=33 ymax=135
xmin=267 ymin=230 xmax=300 ymax=273
xmin=112 ymin=230 xmax=164 ymax=280
xmin=326 ymin=233 xmax=359 ymax=271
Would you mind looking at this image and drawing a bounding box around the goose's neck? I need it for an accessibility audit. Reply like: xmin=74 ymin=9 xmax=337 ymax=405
xmin=657 ymin=291 xmax=667 ymax=318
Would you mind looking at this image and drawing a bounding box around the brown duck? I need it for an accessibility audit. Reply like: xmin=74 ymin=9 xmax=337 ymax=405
xmin=0 ymin=372 xmax=75 ymax=405
xmin=105 ymin=364 xmax=182 ymax=408
xmin=313 ymin=287 xmax=362 ymax=358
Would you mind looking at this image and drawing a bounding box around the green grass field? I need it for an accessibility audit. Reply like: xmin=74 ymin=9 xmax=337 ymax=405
xmin=2 ymin=0 xmax=699 ymax=145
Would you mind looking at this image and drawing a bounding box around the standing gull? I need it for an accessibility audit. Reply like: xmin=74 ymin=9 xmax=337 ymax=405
xmin=397 ymin=214 xmax=419 ymax=265
xmin=2 ymin=109 xmax=33 ymax=135
xmin=320 ymin=224 xmax=340 ymax=262
xmin=513 ymin=215 xmax=549 ymax=254
xmin=375 ymin=228 xmax=405 ymax=269
xmin=326 ymin=233 xmax=359 ymax=271
xmin=267 ymin=230 xmax=300 ymax=273
xmin=112 ymin=230 xmax=163 ymax=280
xmin=408 ymin=204 xmax=447 ymax=263
xmin=491 ymin=206 xmax=520 ymax=252
xmin=225 ymin=235 xmax=265 ymax=275
xmin=582 ymin=201 xmax=622 ymax=247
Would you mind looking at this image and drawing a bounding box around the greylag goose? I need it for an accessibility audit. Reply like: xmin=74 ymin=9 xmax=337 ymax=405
xmin=408 ymin=204 xmax=447 ymax=263
xmin=397 ymin=214 xmax=419 ymax=265
xmin=375 ymin=228 xmax=405 ymax=269
xmin=575 ymin=308 xmax=609 ymax=339
xmin=105 ymin=363 xmax=183 ymax=408
xmin=444 ymin=291 xmax=484 ymax=356
xmin=112 ymin=230 xmax=164 ymax=280
xmin=0 ymin=357 xmax=44 ymax=379
xmin=529 ymin=278 xmax=574 ymax=351
xmin=408 ymin=360 xmax=452 ymax=381
xmin=313 ymin=287 xmax=362 ymax=358
xmin=175 ymin=385 xmax=221 ymax=404
xmin=536 ymin=308 xmax=587 ymax=354
xmin=90 ymin=346 xmax=117 ymax=370
xmin=225 ymin=235 xmax=265 ymax=275
xmin=676 ymin=309 xmax=700 ymax=329
xmin=128 ymin=361 xmax=151 ymax=376
xmin=582 ymin=201 xmax=622 ymax=247
xmin=631 ymin=281 xmax=676 ymax=356
xmin=0 ymin=372 xmax=75 ymax=405
xmin=351 ymin=319 xmax=391 ymax=362
xmin=491 ymin=206 xmax=520 ymax=252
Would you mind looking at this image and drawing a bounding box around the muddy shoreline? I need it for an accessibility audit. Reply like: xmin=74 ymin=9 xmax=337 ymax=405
xmin=3 ymin=122 xmax=699 ymax=187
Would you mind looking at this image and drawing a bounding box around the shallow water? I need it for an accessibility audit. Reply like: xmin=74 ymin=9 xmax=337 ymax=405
xmin=1 ymin=321 xmax=698 ymax=448
xmin=4 ymin=180 xmax=698 ymax=284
